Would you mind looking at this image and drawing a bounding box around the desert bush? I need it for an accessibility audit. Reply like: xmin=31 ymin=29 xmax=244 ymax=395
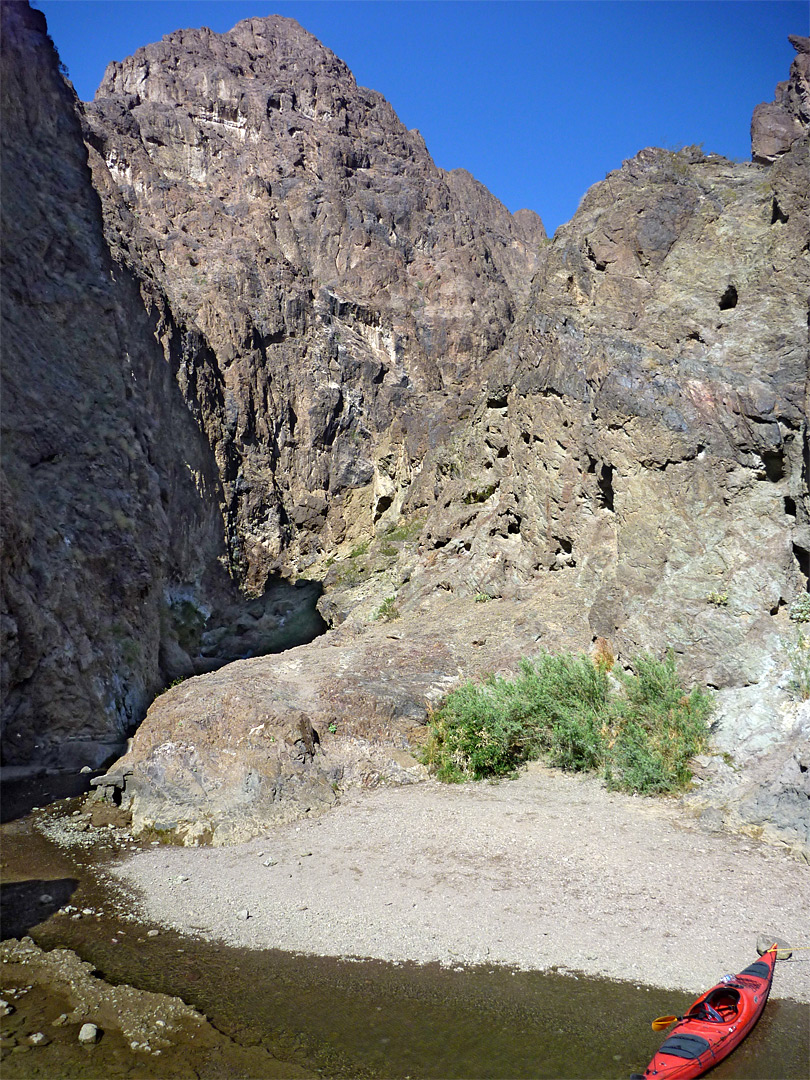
xmin=421 ymin=675 xmax=541 ymax=782
xmin=423 ymin=648 xmax=713 ymax=795
xmin=605 ymin=652 xmax=713 ymax=794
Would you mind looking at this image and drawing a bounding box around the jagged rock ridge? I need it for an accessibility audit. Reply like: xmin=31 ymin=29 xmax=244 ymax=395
xmin=751 ymin=34 xmax=810 ymax=162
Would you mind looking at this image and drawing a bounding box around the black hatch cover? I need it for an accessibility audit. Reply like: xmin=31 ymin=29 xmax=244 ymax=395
xmin=659 ymin=1033 xmax=711 ymax=1060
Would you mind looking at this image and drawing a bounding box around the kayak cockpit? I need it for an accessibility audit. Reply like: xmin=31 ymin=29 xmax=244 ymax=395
xmin=687 ymin=987 xmax=741 ymax=1022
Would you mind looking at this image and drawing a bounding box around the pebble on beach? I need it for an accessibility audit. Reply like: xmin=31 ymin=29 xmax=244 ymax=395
xmin=78 ymin=1023 xmax=100 ymax=1044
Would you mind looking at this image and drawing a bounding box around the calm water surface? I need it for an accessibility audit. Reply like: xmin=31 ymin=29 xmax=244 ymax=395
xmin=2 ymin=792 xmax=808 ymax=1079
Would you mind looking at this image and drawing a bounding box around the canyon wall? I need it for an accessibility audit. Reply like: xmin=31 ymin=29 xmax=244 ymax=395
xmin=2 ymin=5 xmax=808 ymax=847
xmin=1 ymin=1 xmax=232 ymax=768
xmin=80 ymin=14 xmax=545 ymax=590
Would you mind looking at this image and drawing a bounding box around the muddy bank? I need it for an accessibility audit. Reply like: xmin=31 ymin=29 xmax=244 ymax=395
xmin=0 ymin=937 xmax=314 ymax=1079
xmin=94 ymin=763 xmax=810 ymax=1004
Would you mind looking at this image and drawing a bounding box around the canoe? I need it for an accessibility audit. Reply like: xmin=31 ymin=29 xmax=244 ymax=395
xmin=632 ymin=946 xmax=777 ymax=1080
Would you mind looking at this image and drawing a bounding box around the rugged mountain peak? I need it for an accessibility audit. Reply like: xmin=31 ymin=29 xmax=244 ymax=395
xmin=97 ymin=15 xmax=355 ymax=106
xmin=94 ymin=14 xmax=368 ymax=151
xmin=83 ymin=15 xmax=544 ymax=588
xmin=751 ymin=34 xmax=810 ymax=163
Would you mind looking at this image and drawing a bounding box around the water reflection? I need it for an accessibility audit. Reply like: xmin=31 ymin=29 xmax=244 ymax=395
xmin=0 ymin=878 xmax=78 ymax=941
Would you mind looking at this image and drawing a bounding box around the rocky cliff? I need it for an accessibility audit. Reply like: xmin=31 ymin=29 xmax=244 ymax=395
xmin=81 ymin=15 xmax=545 ymax=590
xmin=0 ymin=3 xmax=325 ymax=771
xmin=2 ymin=6 xmax=808 ymax=849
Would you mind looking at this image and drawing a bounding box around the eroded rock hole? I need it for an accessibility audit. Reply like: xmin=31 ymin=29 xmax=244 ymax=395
xmin=760 ymin=449 xmax=784 ymax=482
xmin=597 ymin=463 xmax=615 ymax=511
xmin=373 ymin=493 xmax=394 ymax=522
xmin=793 ymin=543 xmax=810 ymax=580
xmin=771 ymin=198 xmax=789 ymax=225
xmin=718 ymin=284 xmax=738 ymax=311
xmin=785 ymin=496 xmax=796 ymax=517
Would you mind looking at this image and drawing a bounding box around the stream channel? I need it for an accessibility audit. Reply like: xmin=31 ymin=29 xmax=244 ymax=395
xmin=1 ymin=778 xmax=808 ymax=1080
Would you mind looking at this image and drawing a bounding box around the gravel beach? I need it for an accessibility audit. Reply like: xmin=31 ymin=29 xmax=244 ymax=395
xmin=109 ymin=763 xmax=810 ymax=1003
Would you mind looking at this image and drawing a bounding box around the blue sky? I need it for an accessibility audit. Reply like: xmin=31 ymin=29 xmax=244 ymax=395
xmin=33 ymin=1 xmax=807 ymax=235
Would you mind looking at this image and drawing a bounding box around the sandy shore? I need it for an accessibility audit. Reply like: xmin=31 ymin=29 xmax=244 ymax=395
xmin=108 ymin=763 xmax=810 ymax=1003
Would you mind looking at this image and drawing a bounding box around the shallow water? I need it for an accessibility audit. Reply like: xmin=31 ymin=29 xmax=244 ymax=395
xmin=2 ymin=798 xmax=808 ymax=1079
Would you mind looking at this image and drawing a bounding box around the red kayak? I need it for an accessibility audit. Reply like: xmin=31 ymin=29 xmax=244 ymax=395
xmin=632 ymin=946 xmax=777 ymax=1079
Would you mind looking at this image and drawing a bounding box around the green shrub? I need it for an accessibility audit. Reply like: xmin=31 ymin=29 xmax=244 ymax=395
xmin=422 ymin=648 xmax=713 ymax=795
xmin=789 ymin=595 xmax=810 ymax=623
xmin=606 ymin=652 xmax=713 ymax=793
xmin=422 ymin=675 xmax=540 ymax=782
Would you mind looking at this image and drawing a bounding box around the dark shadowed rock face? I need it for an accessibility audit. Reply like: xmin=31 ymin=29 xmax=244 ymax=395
xmin=0 ymin=4 xmax=324 ymax=770
xmin=1 ymin=1 xmax=224 ymax=768
xmin=751 ymin=35 xmax=810 ymax=163
xmin=82 ymin=15 xmax=545 ymax=590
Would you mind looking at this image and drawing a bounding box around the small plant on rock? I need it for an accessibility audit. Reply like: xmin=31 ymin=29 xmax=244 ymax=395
xmin=789 ymin=594 xmax=810 ymax=623
xmin=706 ymin=591 xmax=729 ymax=607
xmin=375 ymin=596 xmax=399 ymax=622
xmin=349 ymin=540 xmax=370 ymax=560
